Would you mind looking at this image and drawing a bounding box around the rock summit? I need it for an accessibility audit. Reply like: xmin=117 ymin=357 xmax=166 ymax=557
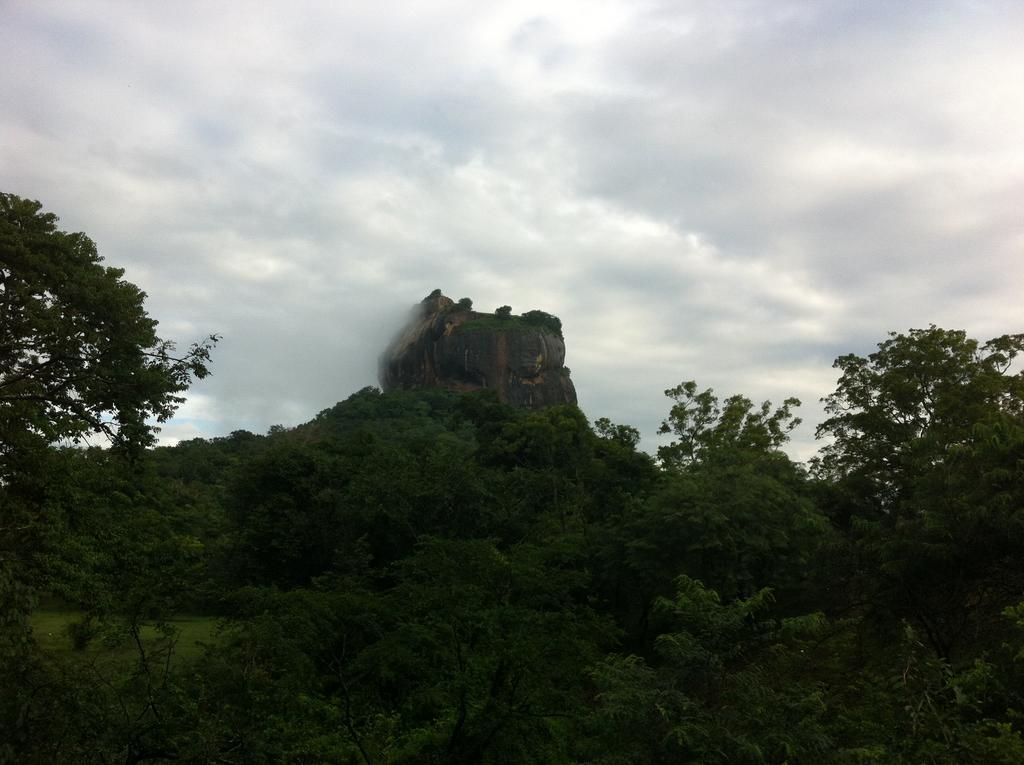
xmin=379 ymin=290 xmax=577 ymax=408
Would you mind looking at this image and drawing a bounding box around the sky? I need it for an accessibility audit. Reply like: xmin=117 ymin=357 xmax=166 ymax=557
xmin=3 ymin=0 xmax=1023 ymax=460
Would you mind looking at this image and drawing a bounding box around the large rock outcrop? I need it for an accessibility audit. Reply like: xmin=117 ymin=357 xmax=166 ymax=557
xmin=379 ymin=291 xmax=577 ymax=408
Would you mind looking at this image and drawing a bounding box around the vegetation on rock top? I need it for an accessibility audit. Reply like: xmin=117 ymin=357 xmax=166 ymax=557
xmin=450 ymin=303 xmax=564 ymax=338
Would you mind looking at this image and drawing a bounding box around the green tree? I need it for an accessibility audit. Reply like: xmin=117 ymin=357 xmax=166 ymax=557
xmin=1 ymin=193 xmax=216 ymax=603
xmin=815 ymin=327 xmax=1024 ymax=657
xmin=0 ymin=194 xmax=216 ymax=761
xmin=352 ymin=538 xmax=608 ymax=763
xmin=593 ymin=417 xmax=640 ymax=450
xmin=485 ymin=405 xmax=592 ymax=536
xmin=584 ymin=576 xmax=831 ymax=764
xmin=0 ymin=193 xmax=217 ymax=465
xmin=657 ymin=380 xmax=800 ymax=469
xmin=521 ymin=310 xmax=562 ymax=337
xmin=623 ymin=383 xmax=822 ymax=625
xmin=816 ymin=326 xmax=1024 ymax=519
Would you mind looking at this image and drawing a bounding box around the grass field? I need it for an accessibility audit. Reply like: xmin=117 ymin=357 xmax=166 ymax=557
xmin=30 ymin=609 xmax=222 ymax=660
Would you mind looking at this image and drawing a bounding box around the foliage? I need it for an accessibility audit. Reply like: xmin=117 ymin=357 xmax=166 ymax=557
xmin=658 ymin=380 xmax=801 ymax=469
xmin=520 ymin=310 xmax=562 ymax=337
xmin=630 ymin=458 xmax=825 ymax=608
xmin=453 ymin=307 xmax=564 ymax=339
xmin=6 ymin=260 xmax=1024 ymax=765
xmin=584 ymin=577 xmax=831 ymax=764
xmin=593 ymin=417 xmax=640 ymax=449
xmin=0 ymin=194 xmax=217 ymax=762
xmin=628 ymin=382 xmax=824 ymax=608
xmin=357 ymin=538 xmax=608 ymax=762
xmin=815 ymin=327 xmax=1024 ymax=657
xmin=0 ymin=193 xmax=217 ymax=464
xmin=816 ymin=326 xmax=1024 ymax=513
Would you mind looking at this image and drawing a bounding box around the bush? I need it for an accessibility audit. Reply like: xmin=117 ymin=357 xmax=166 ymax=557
xmin=522 ymin=310 xmax=562 ymax=337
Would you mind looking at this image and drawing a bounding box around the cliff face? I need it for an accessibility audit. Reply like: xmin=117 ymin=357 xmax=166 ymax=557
xmin=379 ymin=292 xmax=577 ymax=408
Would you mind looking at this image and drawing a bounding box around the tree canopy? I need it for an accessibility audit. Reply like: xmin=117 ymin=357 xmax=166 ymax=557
xmin=0 ymin=194 xmax=218 ymax=761
xmin=0 ymin=192 xmax=217 ymax=468
xmin=3 ymin=199 xmax=1024 ymax=764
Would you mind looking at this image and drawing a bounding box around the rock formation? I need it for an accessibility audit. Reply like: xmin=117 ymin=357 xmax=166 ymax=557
xmin=379 ymin=291 xmax=577 ymax=408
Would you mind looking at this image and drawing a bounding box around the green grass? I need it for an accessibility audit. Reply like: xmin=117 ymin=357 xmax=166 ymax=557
xmin=453 ymin=315 xmax=529 ymax=332
xmin=30 ymin=609 xmax=222 ymax=660
xmin=453 ymin=315 xmax=561 ymax=337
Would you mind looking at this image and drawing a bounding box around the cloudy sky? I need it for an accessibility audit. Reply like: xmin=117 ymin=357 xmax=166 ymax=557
xmin=4 ymin=0 xmax=1022 ymax=459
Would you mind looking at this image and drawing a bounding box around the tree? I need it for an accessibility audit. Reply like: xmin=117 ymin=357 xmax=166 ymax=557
xmin=349 ymin=538 xmax=608 ymax=762
xmin=593 ymin=417 xmax=641 ymax=450
xmin=521 ymin=309 xmax=562 ymax=337
xmin=657 ymin=381 xmax=800 ymax=469
xmin=0 ymin=192 xmax=218 ymax=470
xmin=584 ymin=577 xmax=831 ymax=764
xmin=816 ymin=326 xmax=1024 ymax=518
xmin=0 ymin=194 xmax=217 ymax=757
xmin=495 ymin=305 xmax=512 ymax=318
xmin=635 ymin=382 xmax=821 ymax=605
xmin=815 ymin=327 xmax=1024 ymax=657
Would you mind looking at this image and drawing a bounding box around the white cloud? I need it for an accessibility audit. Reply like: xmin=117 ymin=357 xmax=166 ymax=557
xmin=3 ymin=0 xmax=1023 ymax=460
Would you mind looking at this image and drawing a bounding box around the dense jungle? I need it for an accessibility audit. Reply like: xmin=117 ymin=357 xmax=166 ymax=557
xmin=3 ymin=192 xmax=1024 ymax=763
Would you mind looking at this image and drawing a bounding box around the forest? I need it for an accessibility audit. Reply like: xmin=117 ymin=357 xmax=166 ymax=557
xmin=3 ymin=192 xmax=1024 ymax=763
